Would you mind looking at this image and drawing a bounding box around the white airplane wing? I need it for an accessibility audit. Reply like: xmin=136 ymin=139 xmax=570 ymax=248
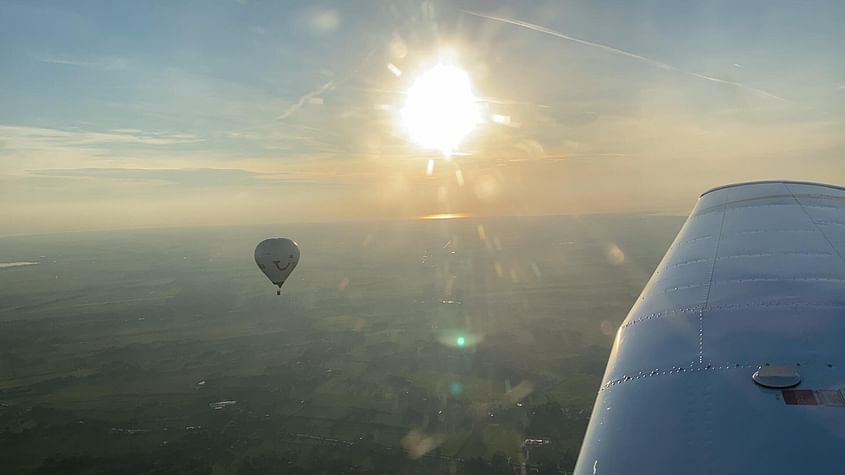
xmin=576 ymin=181 xmax=845 ymax=474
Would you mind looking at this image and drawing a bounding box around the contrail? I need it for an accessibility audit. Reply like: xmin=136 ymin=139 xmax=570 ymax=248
xmin=688 ymin=72 xmax=786 ymax=101
xmin=275 ymin=81 xmax=334 ymax=121
xmin=463 ymin=10 xmax=787 ymax=102
xmin=275 ymin=47 xmax=378 ymax=122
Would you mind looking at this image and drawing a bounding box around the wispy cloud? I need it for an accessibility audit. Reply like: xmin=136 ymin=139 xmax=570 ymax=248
xmin=479 ymin=95 xmax=551 ymax=108
xmin=463 ymin=10 xmax=788 ymax=102
xmin=542 ymin=153 xmax=633 ymax=161
xmin=38 ymin=56 xmax=127 ymax=70
xmin=0 ymin=125 xmax=203 ymax=149
xmin=28 ymin=167 xmax=329 ymax=187
xmin=223 ymin=123 xmax=345 ymax=154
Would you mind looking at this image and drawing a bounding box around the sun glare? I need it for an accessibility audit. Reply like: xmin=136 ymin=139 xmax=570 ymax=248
xmin=419 ymin=213 xmax=469 ymax=220
xmin=402 ymin=64 xmax=480 ymax=157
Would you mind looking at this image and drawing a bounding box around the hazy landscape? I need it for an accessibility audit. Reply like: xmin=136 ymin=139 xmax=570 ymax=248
xmin=0 ymin=215 xmax=682 ymax=474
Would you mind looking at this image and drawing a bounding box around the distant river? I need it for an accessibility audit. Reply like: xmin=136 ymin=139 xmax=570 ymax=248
xmin=0 ymin=261 xmax=38 ymax=269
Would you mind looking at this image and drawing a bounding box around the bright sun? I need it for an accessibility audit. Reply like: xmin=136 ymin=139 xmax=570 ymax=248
xmin=402 ymin=64 xmax=480 ymax=157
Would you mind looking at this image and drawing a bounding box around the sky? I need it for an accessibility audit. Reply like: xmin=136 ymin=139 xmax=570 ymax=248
xmin=1 ymin=0 xmax=844 ymax=234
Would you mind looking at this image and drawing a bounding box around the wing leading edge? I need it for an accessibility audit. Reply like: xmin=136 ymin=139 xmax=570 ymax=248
xmin=575 ymin=181 xmax=845 ymax=474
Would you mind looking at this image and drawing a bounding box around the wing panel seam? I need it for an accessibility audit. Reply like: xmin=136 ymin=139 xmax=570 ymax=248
xmin=699 ymin=203 xmax=727 ymax=364
xmin=786 ymin=183 xmax=845 ymax=264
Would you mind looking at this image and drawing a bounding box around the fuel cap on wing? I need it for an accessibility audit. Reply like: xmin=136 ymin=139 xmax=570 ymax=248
xmin=752 ymin=366 xmax=801 ymax=388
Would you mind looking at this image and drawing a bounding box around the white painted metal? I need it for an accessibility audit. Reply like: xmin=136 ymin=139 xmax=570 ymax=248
xmin=576 ymin=181 xmax=845 ymax=474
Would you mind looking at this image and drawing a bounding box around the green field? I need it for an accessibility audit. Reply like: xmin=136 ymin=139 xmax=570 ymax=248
xmin=0 ymin=215 xmax=682 ymax=474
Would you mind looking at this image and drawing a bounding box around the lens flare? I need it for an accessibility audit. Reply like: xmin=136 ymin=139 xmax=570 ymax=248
xmin=437 ymin=331 xmax=482 ymax=349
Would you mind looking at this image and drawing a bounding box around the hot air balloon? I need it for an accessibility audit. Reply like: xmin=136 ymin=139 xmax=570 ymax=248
xmin=254 ymin=238 xmax=300 ymax=295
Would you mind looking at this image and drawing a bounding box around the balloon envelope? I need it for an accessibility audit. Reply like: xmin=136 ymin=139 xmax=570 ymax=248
xmin=254 ymin=238 xmax=300 ymax=288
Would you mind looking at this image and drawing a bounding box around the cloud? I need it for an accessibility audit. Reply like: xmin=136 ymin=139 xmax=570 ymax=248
xmin=27 ymin=167 xmax=325 ymax=187
xmin=463 ymin=10 xmax=788 ymax=102
xmin=0 ymin=125 xmax=203 ymax=150
xmin=479 ymin=95 xmax=551 ymax=108
xmin=38 ymin=56 xmax=128 ymax=70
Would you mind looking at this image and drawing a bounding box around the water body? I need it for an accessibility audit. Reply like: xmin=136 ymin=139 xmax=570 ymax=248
xmin=0 ymin=262 xmax=38 ymax=269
